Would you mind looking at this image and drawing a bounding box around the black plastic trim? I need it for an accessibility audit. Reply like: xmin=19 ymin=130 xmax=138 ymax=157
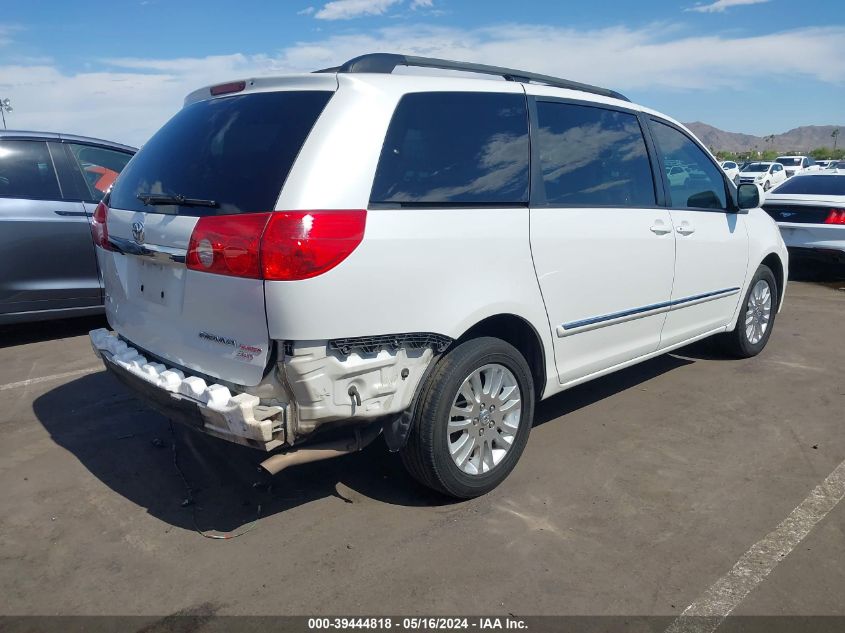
xmin=368 ymin=201 xmax=528 ymax=210
xmin=328 ymin=332 xmax=453 ymax=356
xmin=324 ymin=53 xmax=630 ymax=102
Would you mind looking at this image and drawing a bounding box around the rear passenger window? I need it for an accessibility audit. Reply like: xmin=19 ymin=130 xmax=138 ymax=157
xmin=535 ymin=102 xmax=655 ymax=207
xmin=370 ymin=92 xmax=529 ymax=205
xmin=650 ymin=120 xmax=727 ymax=211
xmin=0 ymin=140 xmax=61 ymax=200
xmin=67 ymin=144 xmax=133 ymax=202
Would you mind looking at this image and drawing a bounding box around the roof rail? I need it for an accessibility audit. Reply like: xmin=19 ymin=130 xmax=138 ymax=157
xmin=314 ymin=53 xmax=630 ymax=102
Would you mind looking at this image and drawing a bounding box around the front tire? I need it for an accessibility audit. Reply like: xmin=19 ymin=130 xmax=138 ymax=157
xmin=763 ymin=180 xmax=771 ymax=192
xmin=718 ymin=265 xmax=777 ymax=358
xmin=400 ymin=337 xmax=534 ymax=499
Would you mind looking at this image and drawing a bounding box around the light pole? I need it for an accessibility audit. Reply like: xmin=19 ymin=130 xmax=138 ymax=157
xmin=0 ymin=98 xmax=12 ymax=129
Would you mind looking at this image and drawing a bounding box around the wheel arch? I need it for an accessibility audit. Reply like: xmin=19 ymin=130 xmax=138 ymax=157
xmin=760 ymin=251 xmax=786 ymax=308
xmin=453 ymin=313 xmax=548 ymax=399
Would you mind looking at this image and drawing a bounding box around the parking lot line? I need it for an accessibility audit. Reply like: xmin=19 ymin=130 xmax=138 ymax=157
xmin=666 ymin=458 xmax=845 ymax=633
xmin=0 ymin=367 xmax=101 ymax=392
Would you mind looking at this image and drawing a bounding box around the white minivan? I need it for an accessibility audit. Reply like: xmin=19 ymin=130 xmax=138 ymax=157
xmin=89 ymin=54 xmax=788 ymax=498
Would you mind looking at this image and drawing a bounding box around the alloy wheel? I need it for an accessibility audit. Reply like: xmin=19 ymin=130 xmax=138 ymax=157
xmin=745 ymin=279 xmax=773 ymax=345
xmin=447 ymin=363 xmax=521 ymax=476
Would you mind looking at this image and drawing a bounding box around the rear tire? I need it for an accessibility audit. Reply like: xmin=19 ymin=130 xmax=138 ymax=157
xmin=718 ymin=265 xmax=777 ymax=358
xmin=400 ymin=337 xmax=534 ymax=499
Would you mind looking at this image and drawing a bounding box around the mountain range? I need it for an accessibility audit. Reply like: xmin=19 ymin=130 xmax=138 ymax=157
xmin=683 ymin=122 xmax=843 ymax=154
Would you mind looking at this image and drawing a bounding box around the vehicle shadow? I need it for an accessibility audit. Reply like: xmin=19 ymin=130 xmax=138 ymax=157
xmin=788 ymin=257 xmax=845 ymax=284
xmin=33 ymin=352 xmax=695 ymax=533
xmin=0 ymin=315 xmax=107 ymax=350
xmin=534 ymin=353 xmax=693 ymax=426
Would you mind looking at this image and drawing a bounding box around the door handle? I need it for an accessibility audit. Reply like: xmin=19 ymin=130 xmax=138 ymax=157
xmin=676 ymin=225 xmax=696 ymax=235
xmin=650 ymin=224 xmax=672 ymax=235
xmin=53 ymin=210 xmax=88 ymax=217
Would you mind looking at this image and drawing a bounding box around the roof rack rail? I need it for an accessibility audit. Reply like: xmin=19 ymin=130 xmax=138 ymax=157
xmin=314 ymin=53 xmax=630 ymax=102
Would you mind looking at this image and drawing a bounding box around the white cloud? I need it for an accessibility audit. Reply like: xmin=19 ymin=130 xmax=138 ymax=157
xmin=297 ymin=6 xmax=316 ymax=15
xmin=315 ymin=0 xmax=402 ymax=20
xmin=410 ymin=0 xmax=434 ymax=8
xmin=687 ymin=0 xmax=770 ymax=13
xmin=0 ymin=24 xmax=22 ymax=46
xmin=1 ymin=23 xmax=842 ymax=147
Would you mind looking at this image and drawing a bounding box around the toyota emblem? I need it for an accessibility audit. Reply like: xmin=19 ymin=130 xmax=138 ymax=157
xmin=131 ymin=221 xmax=145 ymax=245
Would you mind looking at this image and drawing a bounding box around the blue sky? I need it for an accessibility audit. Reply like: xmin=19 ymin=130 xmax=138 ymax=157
xmin=0 ymin=0 xmax=843 ymax=146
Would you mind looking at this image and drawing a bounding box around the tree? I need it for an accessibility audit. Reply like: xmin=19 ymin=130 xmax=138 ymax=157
xmin=833 ymin=128 xmax=840 ymax=152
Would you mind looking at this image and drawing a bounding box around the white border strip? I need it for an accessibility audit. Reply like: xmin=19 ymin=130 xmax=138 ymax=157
xmin=666 ymin=458 xmax=845 ymax=633
xmin=0 ymin=367 xmax=101 ymax=392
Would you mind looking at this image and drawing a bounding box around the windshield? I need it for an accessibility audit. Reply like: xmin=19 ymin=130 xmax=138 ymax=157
xmin=771 ymin=175 xmax=845 ymax=196
xmin=109 ymin=91 xmax=333 ymax=216
xmin=742 ymin=163 xmax=769 ymax=172
xmin=776 ymin=157 xmax=802 ymax=167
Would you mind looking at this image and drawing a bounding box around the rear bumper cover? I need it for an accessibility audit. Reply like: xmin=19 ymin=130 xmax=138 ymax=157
xmin=90 ymin=328 xmax=285 ymax=450
xmin=777 ymin=223 xmax=845 ymax=262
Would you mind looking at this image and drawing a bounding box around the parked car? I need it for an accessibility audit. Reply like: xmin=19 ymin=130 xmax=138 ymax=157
xmin=666 ymin=164 xmax=690 ymax=187
xmin=0 ymin=131 xmax=135 ymax=324
xmin=826 ymin=160 xmax=845 ymax=173
xmin=775 ymin=155 xmax=817 ymax=178
xmin=764 ymin=172 xmax=845 ymax=265
xmin=720 ymin=160 xmax=741 ymax=184
xmin=88 ymin=53 xmax=788 ymax=498
xmin=815 ymin=160 xmax=832 ymax=170
xmin=739 ymin=161 xmax=787 ymax=191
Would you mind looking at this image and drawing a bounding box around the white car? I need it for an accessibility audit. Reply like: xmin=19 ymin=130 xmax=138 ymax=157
xmin=720 ymin=160 xmax=741 ymax=184
xmin=666 ymin=164 xmax=690 ymax=186
xmin=775 ymin=155 xmax=817 ymax=178
xmin=827 ymin=160 xmax=845 ymax=173
xmin=764 ymin=172 xmax=845 ymax=265
xmin=815 ymin=160 xmax=832 ymax=170
xmin=87 ymin=53 xmax=788 ymax=498
xmin=739 ymin=161 xmax=787 ymax=191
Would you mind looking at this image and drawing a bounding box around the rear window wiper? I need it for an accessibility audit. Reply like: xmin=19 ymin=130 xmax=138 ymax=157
xmin=137 ymin=193 xmax=219 ymax=209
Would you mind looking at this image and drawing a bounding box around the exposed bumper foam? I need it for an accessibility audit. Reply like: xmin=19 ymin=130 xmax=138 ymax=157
xmin=89 ymin=328 xmax=280 ymax=445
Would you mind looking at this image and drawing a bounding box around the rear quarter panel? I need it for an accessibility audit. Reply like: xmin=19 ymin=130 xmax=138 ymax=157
xmin=266 ymin=75 xmax=558 ymax=396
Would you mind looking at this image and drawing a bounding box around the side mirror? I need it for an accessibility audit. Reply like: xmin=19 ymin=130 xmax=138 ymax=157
xmin=737 ymin=183 xmax=760 ymax=210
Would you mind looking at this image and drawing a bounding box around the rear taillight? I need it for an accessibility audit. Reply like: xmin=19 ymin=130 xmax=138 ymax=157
xmin=824 ymin=208 xmax=845 ymax=225
xmin=186 ymin=213 xmax=271 ymax=278
xmin=261 ymin=211 xmax=367 ymax=281
xmin=186 ymin=210 xmax=366 ymax=280
xmin=91 ymin=200 xmax=113 ymax=250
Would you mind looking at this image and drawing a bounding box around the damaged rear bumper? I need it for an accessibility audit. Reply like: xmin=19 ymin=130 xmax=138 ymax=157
xmin=90 ymin=328 xmax=286 ymax=450
xmin=90 ymin=328 xmax=450 ymax=452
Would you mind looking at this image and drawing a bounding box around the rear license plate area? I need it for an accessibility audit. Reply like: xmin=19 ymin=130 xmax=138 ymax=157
xmin=135 ymin=260 xmax=179 ymax=307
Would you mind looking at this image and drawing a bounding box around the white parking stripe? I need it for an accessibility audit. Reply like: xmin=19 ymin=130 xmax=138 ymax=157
xmin=0 ymin=367 xmax=101 ymax=392
xmin=666 ymin=458 xmax=845 ymax=633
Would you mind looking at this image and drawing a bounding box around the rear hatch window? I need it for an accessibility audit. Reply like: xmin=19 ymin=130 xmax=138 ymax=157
xmin=110 ymin=91 xmax=333 ymax=216
xmin=771 ymin=175 xmax=845 ymax=196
